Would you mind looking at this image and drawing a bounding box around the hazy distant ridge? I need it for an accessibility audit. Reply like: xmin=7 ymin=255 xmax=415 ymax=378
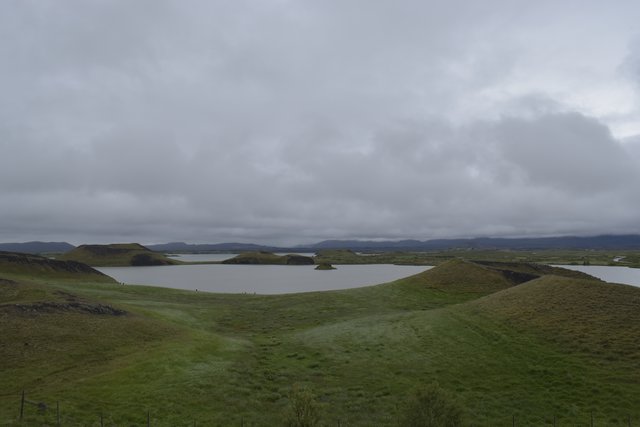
xmin=0 ymin=241 xmax=75 ymax=254
xmin=4 ymin=235 xmax=640 ymax=254
xmin=149 ymin=234 xmax=640 ymax=252
xmin=308 ymin=235 xmax=640 ymax=250
xmin=147 ymin=242 xmax=281 ymax=252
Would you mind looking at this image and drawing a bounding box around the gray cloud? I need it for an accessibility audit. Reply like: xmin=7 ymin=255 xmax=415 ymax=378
xmin=1 ymin=1 xmax=640 ymax=245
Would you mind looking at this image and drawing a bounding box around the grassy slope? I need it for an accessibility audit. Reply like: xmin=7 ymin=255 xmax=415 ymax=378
xmin=2 ymin=260 xmax=639 ymax=425
xmin=58 ymin=243 xmax=179 ymax=267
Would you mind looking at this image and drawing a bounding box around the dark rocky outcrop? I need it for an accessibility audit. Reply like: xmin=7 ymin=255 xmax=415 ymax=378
xmin=5 ymin=301 xmax=126 ymax=316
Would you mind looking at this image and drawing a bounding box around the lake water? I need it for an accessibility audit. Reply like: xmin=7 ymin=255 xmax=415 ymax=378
xmin=553 ymin=265 xmax=640 ymax=287
xmin=97 ymin=264 xmax=429 ymax=294
xmin=97 ymin=263 xmax=640 ymax=295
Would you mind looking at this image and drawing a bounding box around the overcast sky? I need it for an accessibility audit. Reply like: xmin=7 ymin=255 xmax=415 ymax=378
xmin=2 ymin=0 xmax=640 ymax=245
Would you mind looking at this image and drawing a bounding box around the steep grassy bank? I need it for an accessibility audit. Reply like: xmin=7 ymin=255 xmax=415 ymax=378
xmin=2 ymin=259 xmax=639 ymax=425
xmin=0 ymin=251 xmax=115 ymax=283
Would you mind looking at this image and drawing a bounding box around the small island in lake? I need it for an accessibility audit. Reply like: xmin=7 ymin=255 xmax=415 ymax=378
xmin=221 ymin=251 xmax=314 ymax=265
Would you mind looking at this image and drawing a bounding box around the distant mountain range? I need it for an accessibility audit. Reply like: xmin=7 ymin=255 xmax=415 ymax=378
xmin=147 ymin=242 xmax=281 ymax=252
xmin=0 ymin=241 xmax=75 ymax=254
xmin=4 ymin=235 xmax=640 ymax=254
xmin=306 ymin=235 xmax=640 ymax=251
xmin=149 ymin=235 xmax=640 ymax=252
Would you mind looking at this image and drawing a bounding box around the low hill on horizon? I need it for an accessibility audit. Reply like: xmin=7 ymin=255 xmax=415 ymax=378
xmin=221 ymin=251 xmax=314 ymax=265
xmin=58 ymin=243 xmax=179 ymax=267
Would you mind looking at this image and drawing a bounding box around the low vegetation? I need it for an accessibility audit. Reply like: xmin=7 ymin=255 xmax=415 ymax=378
xmin=1 ymin=254 xmax=639 ymax=425
xmin=400 ymin=382 xmax=465 ymax=427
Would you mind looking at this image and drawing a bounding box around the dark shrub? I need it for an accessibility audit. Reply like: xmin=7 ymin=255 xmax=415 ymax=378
xmin=283 ymin=385 xmax=320 ymax=427
xmin=400 ymin=382 xmax=465 ymax=427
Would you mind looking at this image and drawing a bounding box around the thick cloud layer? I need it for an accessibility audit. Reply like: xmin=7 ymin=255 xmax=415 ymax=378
xmin=1 ymin=0 xmax=640 ymax=244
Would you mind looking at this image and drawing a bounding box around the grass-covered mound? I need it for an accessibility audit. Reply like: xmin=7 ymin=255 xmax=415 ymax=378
xmin=58 ymin=243 xmax=178 ymax=267
xmin=222 ymin=251 xmax=314 ymax=265
xmin=464 ymin=275 xmax=640 ymax=362
xmin=0 ymin=251 xmax=114 ymax=282
xmin=401 ymin=258 xmax=599 ymax=293
xmin=2 ymin=258 xmax=639 ymax=425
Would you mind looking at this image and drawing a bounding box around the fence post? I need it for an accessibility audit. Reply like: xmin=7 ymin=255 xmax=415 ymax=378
xmin=100 ymin=412 xmax=104 ymax=427
xmin=512 ymin=415 xmax=515 ymax=427
xmin=591 ymin=411 xmax=594 ymax=427
xmin=20 ymin=390 xmax=25 ymax=420
xmin=57 ymin=401 xmax=60 ymax=426
xmin=147 ymin=410 xmax=151 ymax=427
xmin=553 ymin=415 xmax=556 ymax=427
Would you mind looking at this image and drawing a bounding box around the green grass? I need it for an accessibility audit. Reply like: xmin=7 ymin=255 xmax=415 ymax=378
xmin=1 ymin=260 xmax=640 ymax=425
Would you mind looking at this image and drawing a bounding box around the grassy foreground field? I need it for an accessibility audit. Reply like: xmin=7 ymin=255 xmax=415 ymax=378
xmin=1 ymin=257 xmax=640 ymax=425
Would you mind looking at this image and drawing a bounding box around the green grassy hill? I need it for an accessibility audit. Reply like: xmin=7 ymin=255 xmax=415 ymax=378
xmin=465 ymin=275 xmax=640 ymax=362
xmin=58 ymin=243 xmax=179 ymax=267
xmin=0 ymin=251 xmax=115 ymax=283
xmin=399 ymin=258 xmax=598 ymax=293
xmin=1 ymin=259 xmax=639 ymax=425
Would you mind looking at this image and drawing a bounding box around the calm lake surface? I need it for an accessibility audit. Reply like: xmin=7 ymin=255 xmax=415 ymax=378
xmin=97 ymin=262 xmax=640 ymax=295
xmin=97 ymin=264 xmax=429 ymax=294
xmin=553 ymin=265 xmax=640 ymax=287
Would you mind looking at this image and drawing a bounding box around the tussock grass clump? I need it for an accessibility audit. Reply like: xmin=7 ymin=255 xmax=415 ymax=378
xmin=283 ymin=385 xmax=321 ymax=427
